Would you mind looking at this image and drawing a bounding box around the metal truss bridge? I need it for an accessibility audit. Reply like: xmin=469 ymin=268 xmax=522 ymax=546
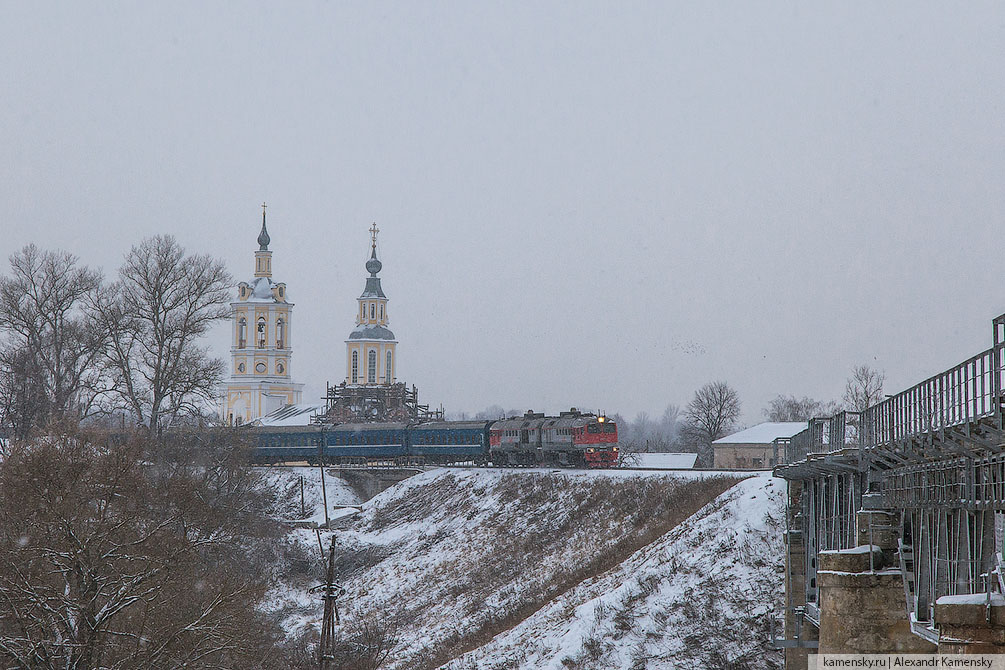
xmin=775 ymin=313 xmax=1005 ymax=644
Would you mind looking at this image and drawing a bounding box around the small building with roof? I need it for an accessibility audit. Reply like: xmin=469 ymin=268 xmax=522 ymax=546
xmin=712 ymin=421 xmax=806 ymax=469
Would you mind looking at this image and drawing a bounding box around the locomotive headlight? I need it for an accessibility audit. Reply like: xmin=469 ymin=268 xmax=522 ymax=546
xmin=598 ymin=416 xmax=605 ymax=423
xmin=587 ymin=448 xmax=595 ymax=453
xmin=613 ymin=447 xmax=618 ymax=452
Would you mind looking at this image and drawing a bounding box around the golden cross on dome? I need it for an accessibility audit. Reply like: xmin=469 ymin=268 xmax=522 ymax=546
xmin=369 ymin=222 xmax=379 ymax=249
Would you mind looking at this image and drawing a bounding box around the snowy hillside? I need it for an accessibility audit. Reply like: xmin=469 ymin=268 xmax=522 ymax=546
xmin=264 ymin=468 xmax=784 ymax=670
xmin=447 ymin=474 xmax=784 ymax=669
xmin=264 ymin=465 xmax=362 ymax=525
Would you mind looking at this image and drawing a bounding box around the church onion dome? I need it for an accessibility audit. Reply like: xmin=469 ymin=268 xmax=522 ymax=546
xmin=258 ymin=213 xmax=271 ymax=250
xmin=348 ymin=323 xmax=396 ymax=341
xmin=359 ymin=245 xmax=386 ymax=298
xmin=366 ymin=247 xmax=382 ymax=276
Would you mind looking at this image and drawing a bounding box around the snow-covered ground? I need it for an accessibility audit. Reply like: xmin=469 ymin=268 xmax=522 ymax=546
xmin=263 ymin=467 xmax=785 ymax=670
xmin=263 ymin=465 xmax=361 ymax=525
xmin=622 ymin=452 xmax=699 ymax=469
xmin=447 ymin=474 xmax=784 ymax=669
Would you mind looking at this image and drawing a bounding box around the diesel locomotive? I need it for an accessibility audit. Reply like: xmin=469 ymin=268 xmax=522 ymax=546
xmin=251 ymin=409 xmax=619 ymax=468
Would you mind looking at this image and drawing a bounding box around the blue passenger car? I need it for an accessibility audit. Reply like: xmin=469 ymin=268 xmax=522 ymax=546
xmin=251 ymin=426 xmax=323 ymax=463
xmin=408 ymin=420 xmax=491 ymax=463
xmin=250 ymin=420 xmax=493 ymax=465
xmin=325 ymin=422 xmax=408 ymax=460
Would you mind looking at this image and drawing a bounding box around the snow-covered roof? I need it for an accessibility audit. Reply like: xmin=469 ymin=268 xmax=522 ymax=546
xmin=630 ymin=453 xmax=698 ymax=469
xmin=254 ymin=403 xmax=324 ymax=427
xmin=712 ymin=421 xmax=807 ymax=445
xmin=235 ymin=276 xmax=287 ymax=304
xmin=347 ymin=324 xmax=396 ymax=341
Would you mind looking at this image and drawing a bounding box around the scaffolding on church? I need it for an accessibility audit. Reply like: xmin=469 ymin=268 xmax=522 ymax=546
xmin=314 ymin=381 xmax=443 ymax=425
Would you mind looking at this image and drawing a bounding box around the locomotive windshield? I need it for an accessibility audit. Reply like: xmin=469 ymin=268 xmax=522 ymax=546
xmin=587 ymin=423 xmax=616 ymax=434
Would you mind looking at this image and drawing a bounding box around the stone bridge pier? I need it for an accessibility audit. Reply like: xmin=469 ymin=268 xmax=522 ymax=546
xmin=815 ymin=507 xmax=935 ymax=656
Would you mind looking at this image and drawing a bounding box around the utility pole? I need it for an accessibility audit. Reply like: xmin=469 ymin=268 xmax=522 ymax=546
xmin=317 ymin=535 xmax=345 ymax=670
xmin=318 ymin=427 xmax=329 ymax=527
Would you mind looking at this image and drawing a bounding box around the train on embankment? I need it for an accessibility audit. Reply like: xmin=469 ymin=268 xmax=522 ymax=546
xmin=251 ymin=408 xmax=619 ymax=468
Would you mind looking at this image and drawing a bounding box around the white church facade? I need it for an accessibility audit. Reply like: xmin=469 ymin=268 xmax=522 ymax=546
xmin=221 ymin=205 xmax=304 ymax=425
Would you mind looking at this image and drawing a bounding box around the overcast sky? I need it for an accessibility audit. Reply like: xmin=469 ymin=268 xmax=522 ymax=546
xmin=4 ymin=3 xmax=1005 ymax=425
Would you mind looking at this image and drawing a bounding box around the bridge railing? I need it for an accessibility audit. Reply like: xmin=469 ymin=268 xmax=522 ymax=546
xmin=861 ymin=326 xmax=1005 ymax=452
xmin=782 ymin=412 xmax=861 ymax=464
xmin=779 ymin=314 xmax=1005 ymax=467
xmin=786 ymin=427 xmax=813 ymax=463
xmin=824 ymin=411 xmax=860 ymax=449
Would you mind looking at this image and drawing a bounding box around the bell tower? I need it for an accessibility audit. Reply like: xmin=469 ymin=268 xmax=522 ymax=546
xmin=318 ymin=224 xmax=441 ymax=424
xmin=345 ymin=224 xmax=398 ymax=386
xmin=221 ymin=203 xmax=304 ymax=424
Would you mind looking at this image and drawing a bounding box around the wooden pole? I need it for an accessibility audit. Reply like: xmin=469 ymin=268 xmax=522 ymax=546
xmin=319 ymin=536 xmax=337 ymax=669
xmin=318 ymin=430 xmax=329 ymax=527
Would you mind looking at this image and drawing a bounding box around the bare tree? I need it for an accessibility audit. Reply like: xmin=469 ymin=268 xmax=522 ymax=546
xmin=0 ymin=245 xmax=106 ymax=437
xmin=843 ymin=365 xmax=885 ymax=413
xmin=615 ymin=405 xmax=684 ymax=466
xmin=633 ymin=410 xmax=652 ymax=444
xmin=621 ymin=406 xmax=682 ymax=453
xmin=686 ymin=381 xmax=741 ymax=442
xmin=685 ymin=381 xmax=741 ymax=466
xmin=0 ymin=347 xmax=48 ymax=441
xmin=763 ymin=395 xmax=841 ymax=422
xmin=93 ymin=236 xmax=231 ymax=431
xmin=0 ymin=427 xmax=284 ymax=669
xmin=656 ymin=404 xmax=683 ymax=449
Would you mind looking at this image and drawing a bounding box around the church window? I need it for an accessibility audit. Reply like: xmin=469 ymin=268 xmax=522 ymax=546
xmin=276 ymin=318 xmax=285 ymax=349
xmin=352 ymin=351 xmax=358 ymax=383
xmin=277 ymin=362 xmax=285 ymax=374
xmin=368 ymin=350 xmax=376 ymax=383
xmin=370 ymin=303 xmax=375 ymax=319
xmin=380 ymin=304 xmax=384 ymax=320
xmin=257 ymin=317 xmax=266 ymax=348
xmin=238 ymin=318 xmax=247 ymax=348
xmin=255 ymin=362 xmax=267 ymax=373
xmin=385 ymin=350 xmax=392 ymax=384
xmin=237 ymin=362 xmax=245 ymax=373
